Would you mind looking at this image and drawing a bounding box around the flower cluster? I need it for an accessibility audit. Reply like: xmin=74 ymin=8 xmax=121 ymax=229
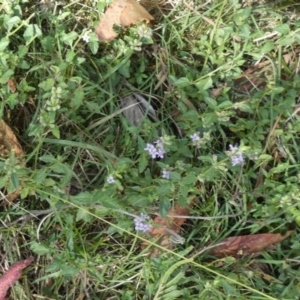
xmin=228 ymin=144 xmax=245 ymax=166
xmin=144 ymin=137 xmax=166 ymax=159
xmin=134 ymin=213 xmax=151 ymax=232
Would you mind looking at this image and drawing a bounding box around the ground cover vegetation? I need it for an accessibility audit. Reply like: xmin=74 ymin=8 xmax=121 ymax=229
xmin=1 ymin=0 xmax=300 ymax=299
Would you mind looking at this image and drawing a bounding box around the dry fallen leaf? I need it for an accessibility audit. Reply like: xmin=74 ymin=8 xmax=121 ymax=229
xmin=0 ymin=119 xmax=25 ymax=203
xmin=7 ymin=79 xmax=17 ymax=93
xmin=0 ymin=257 xmax=34 ymax=300
xmin=142 ymin=204 xmax=190 ymax=256
xmin=96 ymin=0 xmax=154 ymax=42
xmin=208 ymin=230 xmax=293 ymax=258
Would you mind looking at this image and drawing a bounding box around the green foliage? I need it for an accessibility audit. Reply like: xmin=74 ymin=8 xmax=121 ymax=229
xmin=1 ymin=0 xmax=300 ymax=299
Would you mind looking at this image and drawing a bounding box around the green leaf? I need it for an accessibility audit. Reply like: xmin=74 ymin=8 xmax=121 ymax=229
xmin=102 ymin=196 xmax=122 ymax=209
xmin=21 ymin=187 xmax=29 ymax=199
xmin=89 ymin=41 xmax=99 ymax=55
xmin=76 ymin=208 xmax=94 ymax=223
xmin=23 ymin=24 xmax=42 ymax=42
xmin=204 ymin=97 xmax=217 ymax=109
xmin=0 ymin=69 xmax=14 ymax=84
xmin=51 ymin=126 xmax=60 ymax=139
xmin=182 ymin=174 xmax=197 ymax=185
xmin=195 ymin=77 xmax=213 ymax=92
xmin=179 ymin=184 xmax=189 ymax=198
xmin=278 ymin=36 xmax=295 ymax=46
xmin=157 ymin=182 xmax=173 ymax=195
xmin=71 ymin=191 xmax=93 ymax=205
xmin=139 ymin=155 xmax=148 ymax=173
xmin=39 ymin=155 xmax=57 ymax=163
xmin=38 ymin=78 xmax=55 ymax=91
xmin=66 ymin=50 xmax=76 ymax=63
xmin=0 ymin=37 xmax=10 ymax=51
xmin=170 ymin=172 xmax=181 ymax=182
xmin=159 ymin=198 xmax=170 ymax=217
xmin=71 ymin=89 xmax=84 ymax=108
xmin=275 ymin=24 xmax=290 ymax=35
xmin=261 ymin=41 xmax=274 ymax=53
xmin=173 ymin=77 xmax=190 ymax=88
xmin=61 ymin=31 xmax=78 ymax=46
xmin=30 ymin=241 xmax=51 ymax=255
xmin=10 ymin=173 xmax=19 ymax=190
xmin=6 ymin=16 xmax=21 ymax=31
xmin=118 ymin=59 xmax=131 ymax=78
xmin=57 ymin=11 xmax=71 ymax=20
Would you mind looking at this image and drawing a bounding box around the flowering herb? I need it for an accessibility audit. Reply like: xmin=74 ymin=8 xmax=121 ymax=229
xmin=144 ymin=137 xmax=167 ymax=159
xmin=228 ymin=144 xmax=245 ymax=166
xmin=134 ymin=213 xmax=151 ymax=232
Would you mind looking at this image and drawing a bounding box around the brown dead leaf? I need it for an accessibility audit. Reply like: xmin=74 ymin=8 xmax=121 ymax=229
xmin=0 ymin=257 xmax=34 ymax=300
xmin=142 ymin=204 xmax=190 ymax=256
xmin=0 ymin=119 xmax=25 ymax=203
xmin=7 ymin=79 xmax=16 ymax=93
xmin=95 ymin=0 xmax=154 ymax=42
xmin=208 ymin=230 xmax=293 ymax=258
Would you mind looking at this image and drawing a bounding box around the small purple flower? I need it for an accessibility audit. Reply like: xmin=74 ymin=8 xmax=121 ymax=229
xmin=228 ymin=144 xmax=244 ymax=166
xmin=162 ymin=169 xmax=170 ymax=179
xmin=190 ymin=132 xmax=200 ymax=142
xmin=107 ymin=175 xmax=115 ymax=184
xmin=144 ymin=138 xmax=166 ymax=159
xmin=144 ymin=143 xmax=158 ymax=158
xmin=134 ymin=213 xmax=151 ymax=232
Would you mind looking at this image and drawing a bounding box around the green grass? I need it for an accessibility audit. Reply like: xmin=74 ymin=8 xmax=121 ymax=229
xmin=1 ymin=0 xmax=300 ymax=299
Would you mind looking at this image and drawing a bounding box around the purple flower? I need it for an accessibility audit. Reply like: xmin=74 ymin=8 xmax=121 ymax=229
xmin=162 ymin=169 xmax=170 ymax=179
xmin=144 ymin=139 xmax=166 ymax=159
xmin=107 ymin=175 xmax=115 ymax=184
xmin=134 ymin=213 xmax=151 ymax=232
xmin=190 ymin=132 xmax=200 ymax=142
xmin=228 ymin=144 xmax=244 ymax=166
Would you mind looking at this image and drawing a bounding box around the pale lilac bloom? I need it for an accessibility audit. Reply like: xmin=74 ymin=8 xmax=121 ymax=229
xmin=228 ymin=144 xmax=244 ymax=166
xmin=134 ymin=213 xmax=151 ymax=232
xmin=162 ymin=169 xmax=170 ymax=179
xmin=107 ymin=175 xmax=115 ymax=184
xmin=144 ymin=143 xmax=158 ymax=158
xmin=82 ymin=33 xmax=90 ymax=43
xmin=190 ymin=132 xmax=200 ymax=142
xmin=144 ymin=138 xmax=166 ymax=159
